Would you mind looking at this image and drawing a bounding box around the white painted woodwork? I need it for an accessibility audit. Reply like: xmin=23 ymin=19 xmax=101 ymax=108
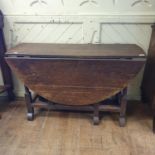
xmin=0 ymin=0 xmax=154 ymax=99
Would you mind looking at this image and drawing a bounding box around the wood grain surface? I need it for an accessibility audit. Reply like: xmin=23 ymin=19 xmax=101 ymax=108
xmin=141 ymin=24 xmax=155 ymax=104
xmin=6 ymin=43 xmax=145 ymax=106
xmin=141 ymin=24 xmax=155 ymax=133
xmin=6 ymin=43 xmax=146 ymax=58
xmin=6 ymin=58 xmax=145 ymax=106
xmin=0 ymin=99 xmax=155 ymax=155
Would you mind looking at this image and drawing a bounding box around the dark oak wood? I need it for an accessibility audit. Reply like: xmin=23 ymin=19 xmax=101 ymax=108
xmin=119 ymin=88 xmax=127 ymax=127
xmin=25 ymin=86 xmax=34 ymax=121
xmin=141 ymin=24 xmax=155 ymax=133
xmin=93 ymin=103 xmax=100 ymax=125
xmin=0 ymin=11 xmax=14 ymax=100
xmin=5 ymin=43 xmax=145 ymax=125
xmin=23 ymin=90 xmax=124 ymax=125
xmin=6 ymin=43 xmax=145 ymax=59
xmin=0 ymin=11 xmax=14 ymax=118
xmin=6 ymin=58 xmax=145 ymax=106
xmin=141 ymin=24 xmax=155 ymax=104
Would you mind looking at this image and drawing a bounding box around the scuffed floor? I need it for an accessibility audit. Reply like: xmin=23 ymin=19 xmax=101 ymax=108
xmin=0 ymin=99 xmax=154 ymax=155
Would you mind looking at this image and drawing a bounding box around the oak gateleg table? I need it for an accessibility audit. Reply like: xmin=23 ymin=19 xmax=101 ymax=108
xmin=5 ymin=43 xmax=145 ymax=126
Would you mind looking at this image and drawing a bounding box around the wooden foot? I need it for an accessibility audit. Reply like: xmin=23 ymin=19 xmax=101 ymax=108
xmin=119 ymin=116 xmax=126 ymax=127
xmin=93 ymin=104 xmax=100 ymax=125
xmin=25 ymin=86 xmax=34 ymax=121
xmin=93 ymin=116 xmax=99 ymax=125
xmin=27 ymin=112 xmax=34 ymax=121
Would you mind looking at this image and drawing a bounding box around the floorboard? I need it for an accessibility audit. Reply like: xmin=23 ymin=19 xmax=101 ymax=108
xmin=0 ymin=99 xmax=155 ymax=155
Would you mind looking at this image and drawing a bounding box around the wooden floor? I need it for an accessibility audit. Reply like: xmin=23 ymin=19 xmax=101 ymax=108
xmin=0 ymin=99 xmax=155 ymax=155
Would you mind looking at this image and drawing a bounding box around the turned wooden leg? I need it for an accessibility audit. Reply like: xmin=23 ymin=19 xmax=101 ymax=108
xmin=93 ymin=104 xmax=100 ymax=125
xmin=25 ymin=86 xmax=34 ymax=121
xmin=7 ymin=88 xmax=15 ymax=101
xmin=119 ymin=88 xmax=127 ymax=127
xmin=115 ymin=92 xmax=121 ymax=105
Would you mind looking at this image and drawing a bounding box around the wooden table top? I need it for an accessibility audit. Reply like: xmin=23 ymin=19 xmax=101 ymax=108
xmin=6 ymin=43 xmax=146 ymax=59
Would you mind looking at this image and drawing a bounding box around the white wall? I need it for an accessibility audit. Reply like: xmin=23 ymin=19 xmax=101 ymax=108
xmin=0 ymin=0 xmax=155 ymax=99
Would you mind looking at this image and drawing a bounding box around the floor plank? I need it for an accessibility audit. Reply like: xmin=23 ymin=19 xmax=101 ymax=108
xmin=0 ymin=100 xmax=155 ymax=155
